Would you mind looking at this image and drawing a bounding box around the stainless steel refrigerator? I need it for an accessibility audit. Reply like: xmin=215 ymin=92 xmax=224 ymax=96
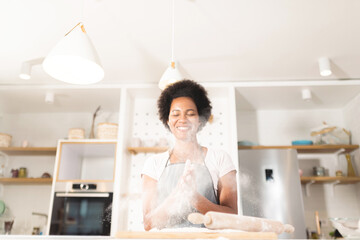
xmin=238 ymin=149 xmax=306 ymax=239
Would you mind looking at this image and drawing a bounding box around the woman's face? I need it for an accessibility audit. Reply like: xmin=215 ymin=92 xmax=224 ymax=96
xmin=167 ymin=97 xmax=200 ymax=141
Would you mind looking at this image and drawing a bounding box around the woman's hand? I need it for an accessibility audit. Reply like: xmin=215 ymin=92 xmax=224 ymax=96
xmin=166 ymin=160 xmax=198 ymax=216
xmin=174 ymin=160 xmax=197 ymax=196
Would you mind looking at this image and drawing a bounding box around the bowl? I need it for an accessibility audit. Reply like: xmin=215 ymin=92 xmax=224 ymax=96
xmin=329 ymin=217 xmax=360 ymax=238
xmin=291 ymin=140 xmax=313 ymax=145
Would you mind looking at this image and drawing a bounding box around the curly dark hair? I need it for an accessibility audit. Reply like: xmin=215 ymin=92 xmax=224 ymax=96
xmin=157 ymin=79 xmax=212 ymax=130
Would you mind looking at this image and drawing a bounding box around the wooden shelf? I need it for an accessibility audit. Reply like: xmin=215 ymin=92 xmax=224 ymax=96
xmin=127 ymin=147 xmax=168 ymax=155
xmin=0 ymin=147 xmax=57 ymax=155
xmin=238 ymin=144 xmax=359 ymax=154
xmin=0 ymin=178 xmax=53 ymax=184
xmin=301 ymin=176 xmax=360 ymax=184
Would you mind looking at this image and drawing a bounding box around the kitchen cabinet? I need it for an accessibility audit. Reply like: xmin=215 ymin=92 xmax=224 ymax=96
xmin=46 ymin=140 xmax=117 ymax=236
xmin=55 ymin=140 xmax=117 ymax=182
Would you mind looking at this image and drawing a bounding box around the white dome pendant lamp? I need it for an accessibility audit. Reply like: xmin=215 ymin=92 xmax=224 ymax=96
xmin=159 ymin=0 xmax=184 ymax=90
xmin=43 ymin=23 xmax=104 ymax=84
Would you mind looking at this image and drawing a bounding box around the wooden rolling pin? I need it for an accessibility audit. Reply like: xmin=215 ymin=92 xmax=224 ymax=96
xmin=188 ymin=211 xmax=294 ymax=235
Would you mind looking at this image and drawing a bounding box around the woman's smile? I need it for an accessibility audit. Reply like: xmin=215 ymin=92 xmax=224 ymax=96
xmin=168 ymin=97 xmax=200 ymax=140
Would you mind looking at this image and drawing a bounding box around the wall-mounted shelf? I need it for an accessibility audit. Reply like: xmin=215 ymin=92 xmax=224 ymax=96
xmin=238 ymin=144 xmax=359 ymax=154
xmin=127 ymin=147 xmax=168 ymax=155
xmin=300 ymin=176 xmax=360 ymax=184
xmin=0 ymin=178 xmax=53 ymax=184
xmin=0 ymin=147 xmax=57 ymax=155
xmin=301 ymin=176 xmax=360 ymax=197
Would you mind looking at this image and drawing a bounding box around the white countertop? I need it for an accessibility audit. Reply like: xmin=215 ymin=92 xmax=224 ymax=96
xmin=0 ymin=236 xmax=112 ymax=240
xmin=0 ymin=231 xmax=279 ymax=240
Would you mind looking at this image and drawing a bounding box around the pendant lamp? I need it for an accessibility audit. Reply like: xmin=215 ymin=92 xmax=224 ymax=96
xmin=159 ymin=0 xmax=184 ymax=90
xmin=43 ymin=23 xmax=104 ymax=84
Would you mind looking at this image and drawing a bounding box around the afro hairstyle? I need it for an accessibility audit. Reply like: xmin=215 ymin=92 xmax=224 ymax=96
xmin=157 ymin=79 xmax=212 ymax=130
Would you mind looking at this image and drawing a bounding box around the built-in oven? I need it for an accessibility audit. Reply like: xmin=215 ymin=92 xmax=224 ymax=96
xmin=49 ymin=183 xmax=113 ymax=236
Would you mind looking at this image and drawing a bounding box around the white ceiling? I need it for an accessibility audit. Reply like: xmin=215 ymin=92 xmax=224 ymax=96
xmin=2 ymin=0 xmax=360 ymax=86
xmin=1 ymin=0 xmax=360 ymax=112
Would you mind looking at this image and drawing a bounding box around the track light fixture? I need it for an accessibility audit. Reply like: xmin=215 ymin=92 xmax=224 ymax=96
xmin=318 ymin=57 xmax=332 ymax=77
xmin=19 ymin=58 xmax=44 ymax=80
xmin=302 ymin=89 xmax=312 ymax=102
xmin=45 ymin=92 xmax=55 ymax=104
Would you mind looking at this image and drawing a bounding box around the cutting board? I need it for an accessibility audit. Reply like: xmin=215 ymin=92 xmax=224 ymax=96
xmin=115 ymin=231 xmax=277 ymax=239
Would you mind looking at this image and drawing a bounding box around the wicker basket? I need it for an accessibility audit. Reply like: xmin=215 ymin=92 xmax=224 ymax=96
xmin=0 ymin=133 xmax=12 ymax=147
xmin=96 ymin=123 xmax=118 ymax=139
xmin=68 ymin=128 xmax=85 ymax=140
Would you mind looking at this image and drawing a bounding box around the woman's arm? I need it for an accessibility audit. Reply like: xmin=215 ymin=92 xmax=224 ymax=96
xmin=142 ymin=175 xmax=178 ymax=231
xmin=191 ymin=170 xmax=238 ymax=214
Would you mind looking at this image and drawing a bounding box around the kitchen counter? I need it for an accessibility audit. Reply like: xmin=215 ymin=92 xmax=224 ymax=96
xmin=0 ymin=236 xmax=110 ymax=240
xmin=0 ymin=231 xmax=278 ymax=240
xmin=116 ymin=231 xmax=277 ymax=239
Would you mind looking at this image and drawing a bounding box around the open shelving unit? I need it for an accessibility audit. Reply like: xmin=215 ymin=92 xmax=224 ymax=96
xmin=238 ymin=144 xmax=359 ymax=154
xmin=0 ymin=178 xmax=53 ymax=184
xmin=128 ymin=144 xmax=359 ymax=155
xmin=0 ymin=147 xmax=57 ymax=184
xmin=301 ymin=176 xmax=360 ymax=197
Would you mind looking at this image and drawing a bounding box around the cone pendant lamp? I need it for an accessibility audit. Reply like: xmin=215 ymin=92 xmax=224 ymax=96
xmin=159 ymin=0 xmax=184 ymax=90
xmin=43 ymin=23 xmax=104 ymax=84
xmin=159 ymin=61 xmax=183 ymax=90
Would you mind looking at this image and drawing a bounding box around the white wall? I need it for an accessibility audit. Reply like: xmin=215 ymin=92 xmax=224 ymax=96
xmin=343 ymin=92 xmax=360 ymax=175
xmin=1 ymin=112 xmax=118 ymax=147
xmin=237 ymin=109 xmax=344 ymax=145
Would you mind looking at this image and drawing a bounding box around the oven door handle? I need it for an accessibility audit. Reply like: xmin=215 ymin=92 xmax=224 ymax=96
xmin=55 ymin=193 xmax=110 ymax=198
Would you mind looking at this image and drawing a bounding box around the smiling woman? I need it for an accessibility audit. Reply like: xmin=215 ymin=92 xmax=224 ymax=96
xmin=167 ymin=97 xmax=200 ymax=143
xmin=141 ymin=80 xmax=238 ymax=231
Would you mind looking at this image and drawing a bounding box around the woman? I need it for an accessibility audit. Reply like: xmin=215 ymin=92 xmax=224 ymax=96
xmin=141 ymin=80 xmax=237 ymax=231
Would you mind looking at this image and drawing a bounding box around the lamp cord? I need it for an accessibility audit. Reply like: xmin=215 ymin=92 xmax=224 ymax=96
xmin=65 ymin=1 xmax=85 ymax=37
xmin=171 ymin=0 xmax=175 ymax=64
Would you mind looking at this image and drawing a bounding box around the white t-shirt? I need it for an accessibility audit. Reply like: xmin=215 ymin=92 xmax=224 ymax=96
xmin=141 ymin=148 xmax=236 ymax=193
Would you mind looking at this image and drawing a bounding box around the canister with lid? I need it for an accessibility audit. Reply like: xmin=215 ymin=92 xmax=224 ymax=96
xmin=18 ymin=167 xmax=27 ymax=178
xmin=313 ymin=167 xmax=325 ymax=176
